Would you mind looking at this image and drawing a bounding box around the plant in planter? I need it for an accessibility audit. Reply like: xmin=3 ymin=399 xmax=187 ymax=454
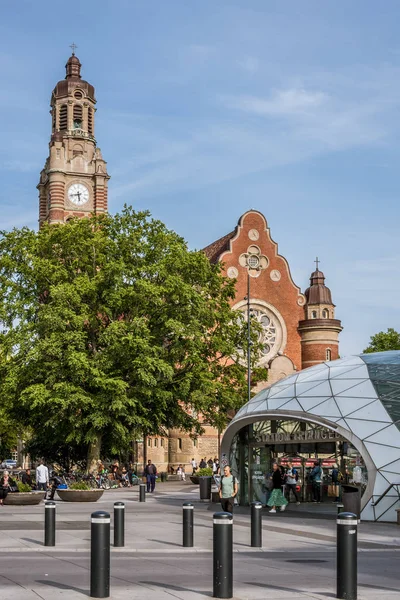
xmin=4 ymin=481 xmax=45 ymax=505
xmin=57 ymin=480 xmax=104 ymax=502
xmin=197 ymin=467 xmax=213 ymax=477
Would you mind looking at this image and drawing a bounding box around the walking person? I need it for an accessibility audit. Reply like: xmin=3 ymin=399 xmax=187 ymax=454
xmin=285 ymin=461 xmax=300 ymax=505
xmin=331 ymin=463 xmax=341 ymax=503
xmin=267 ymin=463 xmax=288 ymax=513
xmin=36 ymin=460 xmax=49 ymax=492
xmin=218 ymin=465 xmax=238 ymax=514
xmin=310 ymin=461 xmax=323 ymax=503
xmin=177 ymin=464 xmax=186 ymax=482
xmin=190 ymin=458 xmax=197 ymax=475
xmin=144 ymin=459 xmax=157 ymax=493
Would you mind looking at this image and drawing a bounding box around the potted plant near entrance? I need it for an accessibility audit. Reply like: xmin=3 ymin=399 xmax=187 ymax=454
xmin=197 ymin=467 xmax=213 ymax=500
xmin=56 ymin=481 xmax=104 ymax=502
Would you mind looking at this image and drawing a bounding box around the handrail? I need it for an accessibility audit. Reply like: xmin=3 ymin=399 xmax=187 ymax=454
xmin=371 ymin=482 xmax=400 ymax=522
xmin=371 ymin=483 xmax=400 ymax=507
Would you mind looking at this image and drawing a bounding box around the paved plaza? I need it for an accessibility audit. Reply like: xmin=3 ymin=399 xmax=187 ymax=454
xmin=1 ymin=482 xmax=399 ymax=599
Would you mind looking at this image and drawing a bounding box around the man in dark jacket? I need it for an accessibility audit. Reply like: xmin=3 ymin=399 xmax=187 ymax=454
xmin=21 ymin=469 xmax=33 ymax=488
xmin=144 ymin=460 xmax=157 ymax=493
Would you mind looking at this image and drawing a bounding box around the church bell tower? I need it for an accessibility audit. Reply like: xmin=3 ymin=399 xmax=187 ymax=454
xmin=37 ymin=47 xmax=110 ymax=226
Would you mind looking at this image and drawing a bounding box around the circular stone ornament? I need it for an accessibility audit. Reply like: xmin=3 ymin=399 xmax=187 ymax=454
xmin=270 ymin=269 xmax=281 ymax=281
xmin=248 ymin=229 xmax=259 ymax=241
xmin=227 ymin=266 xmax=239 ymax=279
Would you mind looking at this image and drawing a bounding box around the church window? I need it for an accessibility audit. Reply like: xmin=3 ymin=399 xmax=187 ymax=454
xmin=178 ymin=438 xmax=182 ymax=450
xmin=235 ymin=301 xmax=285 ymax=366
xmin=193 ymin=438 xmax=198 ymax=447
xmin=326 ymin=348 xmax=332 ymax=361
xmin=73 ymin=144 xmax=84 ymax=157
xmin=154 ymin=438 xmax=158 ymax=447
xmin=311 ymin=310 xmax=317 ymax=319
xmin=73 ymin=105 xmax=83 ymax=129
xmin=322 ymin=309 xmax=329 ymax=318
xmin=147 ymin=438 xmax=152 ymax=447
xmin=88 ymin=108 xmax=93 ymax=135
xmin=59 ymin=104 xmax=68 ymax=130
xmin=74 ymin=90 xmax=83 ymax=99
xmin=160 ymin=438 xmax=164 ymax=447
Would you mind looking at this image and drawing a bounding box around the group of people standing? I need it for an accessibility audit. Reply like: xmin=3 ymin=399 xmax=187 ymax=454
xmin=191 ymin=457 xmax=220 ymax=474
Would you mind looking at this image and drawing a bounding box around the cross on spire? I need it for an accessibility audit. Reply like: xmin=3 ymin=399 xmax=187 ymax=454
xmin=70 ymin=42 xmax=78 ymax=56
xmin=314 ymin=256 xmax=320 ymax=271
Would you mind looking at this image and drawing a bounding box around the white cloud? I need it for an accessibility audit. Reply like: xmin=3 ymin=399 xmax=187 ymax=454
xmin=224 ymin=88 xmax=327 ymax=116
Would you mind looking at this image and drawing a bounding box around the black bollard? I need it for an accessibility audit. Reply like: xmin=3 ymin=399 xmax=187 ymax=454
xmin=337 ymin=503 xmax=344 ymax=516
xmin=251 ymin=501 xmax=262 ymax=548
xmin=213 ymin=511 xmax=233 ymax=599
xmin=337 ymin=512 xmax=357 ymax=600
xmin=113 ymin=502 xmax=125 ymax=548
xmin=44 ymin=501 xmax=56 ymax=547
xmin=183 ymin=502 xmax=194 ymax=547
xmin=139 ymin=483 xmax=146 ymax=502
xmin=90 ymin=511 xmax=110 ymax=598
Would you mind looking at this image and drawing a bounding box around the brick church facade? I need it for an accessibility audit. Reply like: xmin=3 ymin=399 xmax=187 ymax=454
xmin=37 ymin=54 xmax=342 ymax=472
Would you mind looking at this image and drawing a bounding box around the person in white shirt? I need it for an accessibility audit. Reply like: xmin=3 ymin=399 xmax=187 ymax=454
xmin=190 ymin=458 xmax=197 ymax=475
xmin=36 ymin=461 xmax=49 ymax=492
xmin=177 ymin=464 xmax=186 ymax=482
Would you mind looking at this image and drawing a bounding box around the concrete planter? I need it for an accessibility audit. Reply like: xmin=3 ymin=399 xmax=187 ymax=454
xmin=4 ymin=492 xmax=45 ymax=506
xmin=56 ymin=489 xmax=104 ymax=502
xmin=190 ymin=476 xmax=200 ymax=485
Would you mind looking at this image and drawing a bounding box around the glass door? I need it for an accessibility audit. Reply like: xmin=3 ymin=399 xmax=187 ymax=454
xmin=249 ymin=445 xmax=272 ymax=504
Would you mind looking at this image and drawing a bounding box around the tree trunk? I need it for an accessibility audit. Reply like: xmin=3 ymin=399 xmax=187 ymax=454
xmin=87 ymin=433 xmax=102 ymax=474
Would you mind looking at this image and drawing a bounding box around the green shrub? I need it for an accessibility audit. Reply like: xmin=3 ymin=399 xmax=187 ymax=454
xmin=197 ymin=467 xmax=213 ymax=477
xmin=16 ymin=481 xmax=32 ymax=493
xmin=69 ymin=481 xmax=91 ymax=491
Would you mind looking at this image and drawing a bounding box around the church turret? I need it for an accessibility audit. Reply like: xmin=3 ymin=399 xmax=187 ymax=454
xmin=37 ymin=45 xmax=109 ymax=226
xmin=298 ymin=259 xmax=342 ymax=369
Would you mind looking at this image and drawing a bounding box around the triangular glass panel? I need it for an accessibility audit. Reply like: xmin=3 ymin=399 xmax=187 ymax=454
xmin=373 ymin=496 xmax=400 ymax=522
xmin=378 ymin=458 xmax=400 ymax=475
xmin=295 ymin=366 xmax=330 ymax=384
xmin=330 ymin=378 xmax=368 ymax=396
xmin=334 ymin=396 xmax=372 ymax=416
xmin=373 ymin=471 xmax=393 ymax=494
xmin=273 ymin=398 xmax=304 ymax=412
xmin=360 ymin=502 xmax=375 ymax=522
xmin=268 ymin=395 xmax=296 ymax=411
xmin=335 ymin=379 xmax=377 ymax=399
xmin=363 ymin=424 xmax=400 ymax=446
xmin=297 ymin=380 xmax=333 ymax=398
xmin=306 ymin=397 xmax=342 ymax=419
xmin=339 ymin=356 xmax=365 ymax=367
xmin=344 ymin=418 xmax=381 ymax=440
xmin=334 ymin=418 xmax=351 ymax=432
xmin=329 ymin=364 xmax=370 ymax=380
xmin=268 ymin=383 xmax=297 ymax=398
xmin=344 ymin=399 xmax=392 ymax=422
xmin=246 ymin=399 xmax=268 ymax=413
xmin=297 ymin=396 xmax=332 ymax=412
xmin=379 ymin=471 xmax=400 ymax=482
xmin=364 ymin=443 xmax=400 ymax=469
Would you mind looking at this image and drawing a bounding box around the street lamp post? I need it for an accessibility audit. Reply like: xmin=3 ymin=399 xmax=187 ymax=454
xmin=246 ymin=272 xmax=251 ymax=404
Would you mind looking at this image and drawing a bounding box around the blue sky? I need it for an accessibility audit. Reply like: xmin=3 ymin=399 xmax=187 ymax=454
xmin=1 ymin=1 xmax=399 ymax=356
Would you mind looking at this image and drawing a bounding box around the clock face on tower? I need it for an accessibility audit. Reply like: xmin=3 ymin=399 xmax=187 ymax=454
xmin=68 ymin=183 xmax=89 ymax=206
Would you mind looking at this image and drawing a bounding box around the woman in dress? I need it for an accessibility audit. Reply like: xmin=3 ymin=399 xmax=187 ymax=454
xmin=267 ymin=463 xmax=288 ymax=513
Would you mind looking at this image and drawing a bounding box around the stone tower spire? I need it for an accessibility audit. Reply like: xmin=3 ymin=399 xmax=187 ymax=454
xmin=298 ymin=261 xmax=342 ymax=369
xmin=37 ymin=51 xmax=110 ymax=226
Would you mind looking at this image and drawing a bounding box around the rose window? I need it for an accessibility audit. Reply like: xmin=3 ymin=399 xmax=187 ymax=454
xmin=236 ymin=302 xmax=284 ymax=366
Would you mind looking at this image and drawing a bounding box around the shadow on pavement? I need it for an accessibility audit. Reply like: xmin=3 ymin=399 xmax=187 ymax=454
xmin=245 ymin=581 xmax=336 ymax=597
xmin=141 ymin=581 xmax=212 ymax=597
xmin=36 ymin=580 xmax=88 ymax=596
xmin=21 ymin=537 xmax=42 ymax=546
xmin=148 ymin=539 xmax=182 ymax=547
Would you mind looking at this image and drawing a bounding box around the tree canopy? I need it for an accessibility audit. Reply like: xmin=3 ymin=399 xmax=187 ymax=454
xmin=363 ymin=328 xmax=400 ymax=354
xmin=0 ymin=207 xmax=263 ymax=468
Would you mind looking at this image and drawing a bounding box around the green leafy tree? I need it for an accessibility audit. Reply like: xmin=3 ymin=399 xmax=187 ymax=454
xmin=0 ymin=208 xmax=262 ymax=470
xmin=363 ymin=328 xmax=400 ymax=353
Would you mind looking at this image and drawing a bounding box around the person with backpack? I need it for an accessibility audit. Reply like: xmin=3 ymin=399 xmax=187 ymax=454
xmin=310 ymin=461 xmax=323 ymax=503
xmin=331 ymin=463 xmax=342 ymax=502
xmin=285 ymin=461 xmax=300 ymax=505
xmin=218 ymin=465 xmax=238 ymax=513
